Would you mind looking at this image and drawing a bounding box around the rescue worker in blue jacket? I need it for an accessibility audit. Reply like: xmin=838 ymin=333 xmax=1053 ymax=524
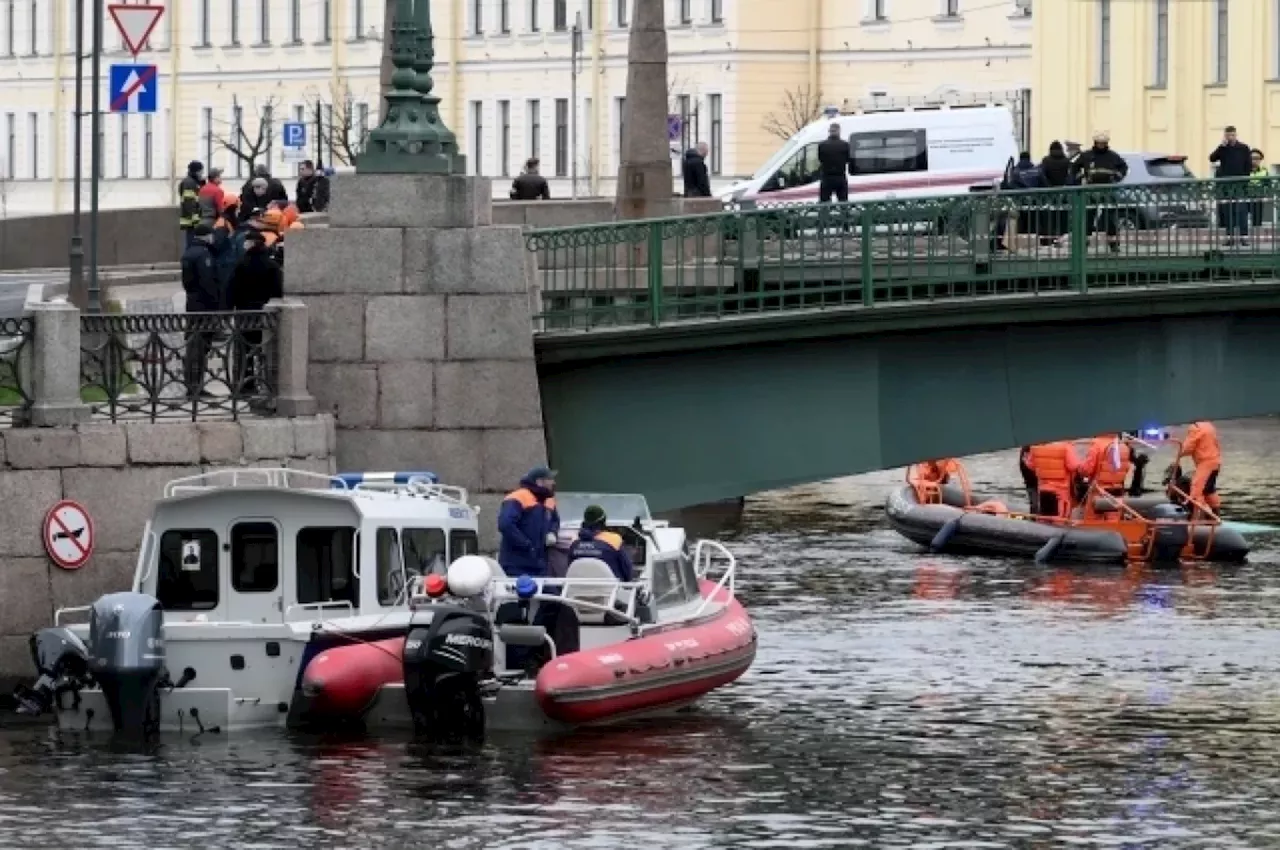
xmin=568 ymin=505 xmax=635 ymax=582
xmin=497 ymin=466 xmax=561 ymax=577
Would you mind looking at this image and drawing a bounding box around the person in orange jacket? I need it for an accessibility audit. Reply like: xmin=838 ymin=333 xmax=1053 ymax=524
xmin=1177 ymin=421 xmax=1222 ymax=514
xmin=1025 ymin=441 xmax=1080 ymax=517
xmin=281 ymin=203 xmax=306 ymax=232
xmin=1079 ymin=434 xmax=1133 ymax=497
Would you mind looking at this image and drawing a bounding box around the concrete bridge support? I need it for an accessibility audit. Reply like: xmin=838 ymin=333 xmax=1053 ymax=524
xmin=287 ymin=175 xmax=548 ymax=550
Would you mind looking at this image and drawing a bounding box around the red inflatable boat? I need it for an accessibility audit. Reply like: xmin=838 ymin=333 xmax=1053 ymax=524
xmin=298 ymin=579 xmax=756 ymax=728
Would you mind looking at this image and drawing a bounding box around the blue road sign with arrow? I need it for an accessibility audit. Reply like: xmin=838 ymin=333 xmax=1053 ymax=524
xmin=108 ymin=64 xmax=158 ymax=114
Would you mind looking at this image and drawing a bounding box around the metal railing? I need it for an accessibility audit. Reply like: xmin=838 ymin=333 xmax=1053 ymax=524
xmin=0 ymin=316 xmax=34 ymax=426
xmin=80 ymin=311 xmax=279 ymax=422
xmin=527 ymin=175 xmax=1280 ymax=332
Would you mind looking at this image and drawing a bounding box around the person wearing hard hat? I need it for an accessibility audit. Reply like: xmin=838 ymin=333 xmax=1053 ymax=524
xmin=568 ymin=505 xmax=634 ymax=581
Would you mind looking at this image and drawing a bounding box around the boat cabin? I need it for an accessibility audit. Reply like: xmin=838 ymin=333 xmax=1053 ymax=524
xmin=132 ymin=469 xmax=481 ymax=625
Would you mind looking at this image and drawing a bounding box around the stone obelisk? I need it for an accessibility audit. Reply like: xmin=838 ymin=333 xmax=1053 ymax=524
xmin=615 ymin=0 xmax=674 ymax=220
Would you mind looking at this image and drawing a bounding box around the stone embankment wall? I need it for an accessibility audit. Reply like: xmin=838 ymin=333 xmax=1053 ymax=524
xmin=0 ymin=415 xmax=336 ymax=689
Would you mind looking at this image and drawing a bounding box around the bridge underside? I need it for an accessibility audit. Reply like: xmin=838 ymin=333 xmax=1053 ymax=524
xmin=536 ymin=290 xmax=1280 ymax=511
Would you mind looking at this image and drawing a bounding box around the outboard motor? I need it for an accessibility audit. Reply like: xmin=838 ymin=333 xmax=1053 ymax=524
xmin=1148 ymin=503 xmax=1191 ymax=564
xmin=402 ymin=604 xmax=494 ymax=739
xmin=89 ymin=592 xmax=166 ymax=736
xmin=14 ymin=627 xmax=92 ymax=715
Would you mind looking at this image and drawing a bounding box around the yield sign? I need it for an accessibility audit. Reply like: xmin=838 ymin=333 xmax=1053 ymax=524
xmin=108 ymin=4 xmax=165 ymax=57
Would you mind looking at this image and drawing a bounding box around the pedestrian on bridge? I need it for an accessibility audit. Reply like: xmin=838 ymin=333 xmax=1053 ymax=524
xmin=1210 ymin=126 xmax=1253 ymax=246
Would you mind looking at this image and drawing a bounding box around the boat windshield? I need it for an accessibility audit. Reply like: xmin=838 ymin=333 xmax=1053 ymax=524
xmin=556 ymin=492 xmax=653 ymax=526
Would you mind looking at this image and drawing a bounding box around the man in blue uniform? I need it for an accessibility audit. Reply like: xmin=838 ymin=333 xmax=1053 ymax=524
xmin=497 ymin=466 xmax=560 ymax=577
xmin=568 ymin=505 xmax=634 ymax=582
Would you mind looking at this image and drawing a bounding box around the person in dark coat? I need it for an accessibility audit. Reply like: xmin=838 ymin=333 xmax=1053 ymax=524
xmin=226 ymin=230 xmax=284 ymax=397
xmin=295 ymin=160 xmax=331 ymax=213
xmin=180 ymin=223 xmax=220 ymax=399
xmin=1070 ymin=132 xmax=1129 ymax=253
xmin=510 ymin=158 xmax=551 ymax=200
xmin=816 ymin=123 xmax=851 ymax=203
xmin=1209 ymin=125 xmax=1254 ymax=244
xmin=1039 ymin=140 xmax=1073 ymax=245
xmin=239 ymin=163 xmax=288 ymax=207
xmin=177 ymin=160 xmax=206 ymax=250
xmin=497 ymin=466 xmax=560 ymax=577
xmin=682 ymin=143 xmax=712 ymax=197
xmin=567 ymin=505 xmax=634 ymax=582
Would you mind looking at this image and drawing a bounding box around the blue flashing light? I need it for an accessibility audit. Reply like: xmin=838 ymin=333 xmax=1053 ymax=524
xmin=332 ymin=470 xmax=440 ymax=489
xmin=515 ymin=575 xmax=538 ymax=599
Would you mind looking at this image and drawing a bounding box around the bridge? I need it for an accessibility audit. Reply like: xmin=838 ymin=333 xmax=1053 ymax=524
xmin=527 ymin=178 xmax=1280 ymax=510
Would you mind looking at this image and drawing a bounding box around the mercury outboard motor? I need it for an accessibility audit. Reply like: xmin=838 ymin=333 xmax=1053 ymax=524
xmin=402 ymin=604 xmax=494 ymax=739
xmin=1148 ymin=503 xmax=1192 ymax=563
xmin=89 ymin=592 xmax=166 ymax=736
xmin=14 ymin=627 xmax=92 ymax=715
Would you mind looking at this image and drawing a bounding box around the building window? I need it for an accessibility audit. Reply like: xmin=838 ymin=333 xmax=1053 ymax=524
xmin=943 ymin=0 xmax=959 ymax=16
xmin=677 ymin=93 xmax=691 ymax=151
xmin=528 ymin=99 xmax=541 ymax=158
xmin=1214 ymin=0 xmax=1228 ymax=83
xmin=1097 ymin=0 xmax=1110 ymax=89
xmin=471 ymin=100 xmax=484 ymax=176
xmin=290 ymin=0 xmax=301 ymax=41
xmin=710 ymin=0 xmax=721 ymax=22
xmin=679 ymin=0 xmax=690 ymax=24
xmin=27 ymin=0 xmax=36 ymax=54
xmin=472 ymin=0 xmax=482 ymax=33
xmin=324 ymin=103 xmax=334 ymax=164
xmin=500 ymin=0 xmax=509 ymax=31
xmin=586 ymin=0 xmax=593 ymax=29
xmin=352 ymin=0 xmax=364 ymax=37
xmin=198 ymin=0 xmax=210 ymax=45
xmin=3 ymin=1 xmax=13 ymax=56
xmin=231 ymin=104 xmax=244 ymax=177
xmin=27 ymin=112 xmax=37 ymax=178
xmin=869 ymin=0 xmax=886 ymax=20
xmin=617 ymin=0 xmax=627 ymax=27
xmin=143 ymin=113 xmax=153 ymax=177
xmin=320 ymin=0 xmax=331 ymax=41
xmin=554 ymin=98 xmax=568 ymax=176
xmin=1153 ymin=0 xmax=1168 ymax=88
xmin=529 ymin=0 xmax=538 ymax=30
xmin=229 ymin=0 xmax=240 ymax=45
xmin=262 ymin=102 xmax=273 ymax=164
xmin=615 ymin=95 xmax=625 ymax=166
xmin=499 ymin=99 xmax=510 ymax=176
xmin=2 ymin=113 xmax=12 ymax=178
xmin=118 ymin=114 xmax=128 ymax=178
xmin=202 ymin=106 xmax=213 ymax=169
xmin=258 ymin=0 xmax=270 ymax=42
xmin=554 ymin=0 xmax=566 ymax=30
xmin=708 ymin=93 xmax=721 ymax=174
xmin=356 ymin=103 xmax=369 ymax=152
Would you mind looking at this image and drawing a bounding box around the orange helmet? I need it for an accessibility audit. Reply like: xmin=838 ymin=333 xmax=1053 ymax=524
xmin=261 ymin=208 xmax=285 ymax=230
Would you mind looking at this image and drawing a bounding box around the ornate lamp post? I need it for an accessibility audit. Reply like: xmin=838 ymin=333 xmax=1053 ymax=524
xmin=359 ymin=0 xmax=464 ymax=174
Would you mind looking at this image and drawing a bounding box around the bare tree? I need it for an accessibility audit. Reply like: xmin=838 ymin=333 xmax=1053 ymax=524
xmin=762 ymin=85 xmax=825 ymax=142
xmin=309 ymin=83 xmax=374 ymax=168
xmin=211 ymin=95 xmax=279 ymax=176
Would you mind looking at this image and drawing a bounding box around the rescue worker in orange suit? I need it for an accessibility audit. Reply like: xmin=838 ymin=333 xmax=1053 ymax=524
xmin=1177 ymin=421 xmax=1223 ymax=515
xmin=1025 ymin=441 xmax=1080 ymax=517
xmin=1079 ymin=434 xmax=1133 ymax=497
xmin=497 ymin=466 xmax=561 ymax=577
xmin=917 ymin=458 xmax=960 ymax=485
xmin=568 ymin=505 xmax=634 ymax=582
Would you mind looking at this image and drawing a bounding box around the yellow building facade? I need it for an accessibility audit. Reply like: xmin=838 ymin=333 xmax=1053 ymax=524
xmin=1033 ymin=0 xmax=1280 ymax=174
xmin=0 ymin=0 xmax=1032 ymax=216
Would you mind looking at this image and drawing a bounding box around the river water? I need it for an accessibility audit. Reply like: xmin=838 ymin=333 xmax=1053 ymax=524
xmin=2 ymin=421 xmax=1280 ymax=848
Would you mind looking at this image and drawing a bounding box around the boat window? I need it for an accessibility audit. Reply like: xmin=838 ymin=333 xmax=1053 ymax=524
xmin=450 ymin=529 xmax=479 ymax=560
xmin=849 ymin=129 xmax=928 ymax=176
xmin=296 ymin=526 xmax=359 ymax=606
xmin=157 ymin=529 xmax=219 ymax=611
xmin=403 ymin=528 xmax=447 ymax=576
xmin=231 ymin=522 xmax=279 ymax=593
xmin=649 ymin=556 xmax=697 ymax=608
xmin=680 ymin=552 xmax=701 ymax=597
xmin=375 ymin=528 xmax=404 ymax=607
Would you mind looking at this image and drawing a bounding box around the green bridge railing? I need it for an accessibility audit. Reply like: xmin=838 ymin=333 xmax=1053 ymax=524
xmin=525 ymin=176 xmax=1280 ymax=332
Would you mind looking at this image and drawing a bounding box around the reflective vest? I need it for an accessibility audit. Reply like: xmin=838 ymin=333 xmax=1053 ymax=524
xmin=505 ymin=487 xmax=557 ymax=514
xmin=1029 ymin=443 xmax=1074 ymax=490
xmin=1090 ymin=438 xmax=1131 ymax=490
xmin=178 ymin=177 xmax=202 ymax=229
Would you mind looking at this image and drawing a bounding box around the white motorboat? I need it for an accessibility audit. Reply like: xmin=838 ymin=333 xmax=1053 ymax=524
xmin=15 ymin=469 xmax=756 ymax=737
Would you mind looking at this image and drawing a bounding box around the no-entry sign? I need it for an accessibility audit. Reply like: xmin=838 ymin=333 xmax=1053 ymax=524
xmin=43 ymin=500 xmax=95 ymax=570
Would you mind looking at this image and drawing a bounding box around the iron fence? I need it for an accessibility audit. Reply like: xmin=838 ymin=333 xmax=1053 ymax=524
xmin=527 ymin=176 xmax=1280 ymax=332
xmin=80 ymin=311 xmax=279 ymax=423
xmin=0 ymin=317 xmax=34 ymax=427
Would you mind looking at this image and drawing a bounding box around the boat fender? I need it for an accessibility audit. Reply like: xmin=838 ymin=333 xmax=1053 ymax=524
xmin=930 ymin=516 xmax=964 ymax=552
xmin=1035 ymin=534 xmax=1065 ymax=565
